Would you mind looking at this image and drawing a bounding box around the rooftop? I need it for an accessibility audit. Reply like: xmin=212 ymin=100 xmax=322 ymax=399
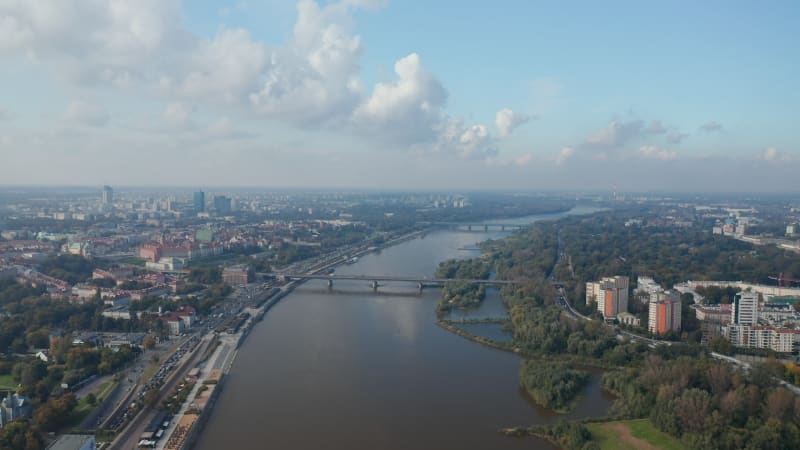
xmin=46 ymin=434 xmax=95 ymax=450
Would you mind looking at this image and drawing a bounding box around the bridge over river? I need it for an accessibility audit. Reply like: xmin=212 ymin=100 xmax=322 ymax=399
xmin=419 ymin=222 xmax=528 ymax=232
xmin=260 ymin=272 xmax=522 ymax=290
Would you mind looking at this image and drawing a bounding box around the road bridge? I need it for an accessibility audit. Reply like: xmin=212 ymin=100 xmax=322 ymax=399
xmin=260 ymin=272 xmax=520 ymax=290
xmin=419 ymin=222 xmax=528 ymax=232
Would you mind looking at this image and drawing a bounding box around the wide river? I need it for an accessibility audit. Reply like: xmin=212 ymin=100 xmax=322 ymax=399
xmin=197 ymin=206 xmax=611 ymax=450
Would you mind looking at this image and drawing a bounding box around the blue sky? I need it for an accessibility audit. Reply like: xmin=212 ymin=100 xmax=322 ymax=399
xmin=0 ymin=0 xmax=798 ymax=190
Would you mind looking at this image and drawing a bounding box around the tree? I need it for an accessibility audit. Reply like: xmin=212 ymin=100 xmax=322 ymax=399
xmin=142 ymin=335 xmax=156 ymax=350
xmin=85 ymin=392 xmax=97 ymax=406
xmin=765 ymin=389 xmax=795 ymax=422
xmin=0 ymin=420 xmax=43 ymax=450
xmin=144 ymin=389 xmax=159 ymax=407
xmin=673 ymin=388 xmax=711 ymax=434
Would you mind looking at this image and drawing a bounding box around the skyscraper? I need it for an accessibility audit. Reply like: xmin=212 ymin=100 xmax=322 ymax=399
xmin=102 ymin=185 xmax=113 ymax=206
xmin=214 ymin=196 xmax=232 ymax=216
xmin=193 ymin=190 xmax=205 ymax=213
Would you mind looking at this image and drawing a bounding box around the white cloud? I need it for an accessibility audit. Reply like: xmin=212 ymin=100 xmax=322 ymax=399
xmin=0 ymin=0 xmax=184 ymax=85
xmin=495 ymin=108 xmax=530 ymax=138
xmin=638 ymin=145 xmax=677 ymax=160
xmin=556 ymin=147 xmax=574 ymax=165
xmin=173 ymin=28 xmax=268 ymax=105
xmin=354 ymin=53 xmax=446 ymax=142
xmin=247 ymin=0 xmax=365 ymax=124
xmin=585 ymin=120 xmax=644 ymax=149
xmin=63 ymin=100 xmax=109 ymax=127
xmin=354 ymin=54 xmax=497 ymax=159
xmin=0 ymin=0 xmax=511 ymax=161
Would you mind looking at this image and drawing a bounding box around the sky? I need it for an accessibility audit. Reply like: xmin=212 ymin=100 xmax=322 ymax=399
xmin=0 ymin=0 xmax=798 ymax=191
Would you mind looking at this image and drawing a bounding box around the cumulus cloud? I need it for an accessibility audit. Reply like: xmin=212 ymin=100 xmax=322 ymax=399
xmin=351 ymin=52 xmax=496 ymax=159
xmin=63 ymin=100 xmax=109 ymax=127
xmin=638 ymin=145 xmax=677 ymax=160
xmin=0 ymin=0 xmax=185 ymax=85
xmin=247 ymin=0 xmax=365 ymax=124
xmin=584 ymin=120 xmax=644 ymax=149
xmin=0 ymin=0 xmax=506 ymax=160
xmin=353 ymin=53 xmax=446 ymax=142
xmin=556 ymin=147 xmax=575 ymax=165
xmin=495 ymin=108 xmax=530 ymax=138
xmin=700 ymin=121 xmax=722 ymax=132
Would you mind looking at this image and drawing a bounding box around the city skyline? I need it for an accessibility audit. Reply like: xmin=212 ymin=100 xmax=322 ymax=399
xmin=1 ymin=0 xmax=799 ymax=191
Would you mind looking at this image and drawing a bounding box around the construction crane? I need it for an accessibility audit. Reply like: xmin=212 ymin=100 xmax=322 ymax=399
xmin=767 ymin=273 xmax=800 ymax=297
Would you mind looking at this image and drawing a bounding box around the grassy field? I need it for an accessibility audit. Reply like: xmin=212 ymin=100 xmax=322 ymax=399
xmin=587 ymin=419 xmax=684 ymax=450
xmin=0 ymin=373 xmax=18 ymax=390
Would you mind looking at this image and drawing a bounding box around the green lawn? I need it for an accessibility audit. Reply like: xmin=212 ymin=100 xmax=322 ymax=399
xmin=0 ymin=373 xmax=18 ymax=390
xmin=587 ymin=419 xmax=684 ymax=450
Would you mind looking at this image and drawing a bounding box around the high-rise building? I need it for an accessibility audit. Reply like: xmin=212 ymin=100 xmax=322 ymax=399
xmin=214 ymin=195 xmax=232 ymax=216
xmin=586 ymin=276 xmax=629 ymax=319
xmin=193 ymin=191 xmax=205 ymax=213
xmin=732 ymin=292 xmax=758 ymax=325
xmin=101 ymin=185 xmax=113 ymax=206
xmin=648 ymin=290 xmax=682 ymax=334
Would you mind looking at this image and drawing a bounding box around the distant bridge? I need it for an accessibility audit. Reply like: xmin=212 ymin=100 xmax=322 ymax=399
xmin=419 ymin=222 xmax=528 ymax=232
xmin=260 ymin=272 xmax=521 ymax=290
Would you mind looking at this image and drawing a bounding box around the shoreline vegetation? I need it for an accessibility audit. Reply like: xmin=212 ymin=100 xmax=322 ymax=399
xmin=435 ymin=259 xmax=490 ymax=312
xmin=435 ymin=208 xmax=800 ymax=450
xmin=519 ymin=361 xmax=590 ymax=413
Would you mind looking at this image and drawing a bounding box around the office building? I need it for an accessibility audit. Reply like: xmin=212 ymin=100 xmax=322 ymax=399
xmin=101 ymin=185 xmax=113 ymax=206
xmin=214 ymin=195 xmax=232 ymax=216
xmin=193 ymin=190 xmax=205 ymax=213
